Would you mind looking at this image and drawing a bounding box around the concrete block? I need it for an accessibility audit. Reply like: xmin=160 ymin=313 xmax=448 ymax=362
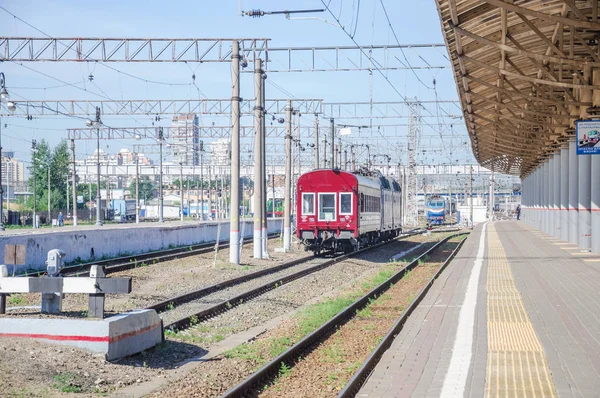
xmin=0 ymin=309 xmax=163 ymax=361
xmin=1 ymin=219 xmax=283 ymax=274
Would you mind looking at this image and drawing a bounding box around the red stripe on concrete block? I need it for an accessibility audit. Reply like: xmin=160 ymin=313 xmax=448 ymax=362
xmin=109 ymin=322 xmax=162 ymax=343
xmin=0 ymin=332 xmax=109 ymax=342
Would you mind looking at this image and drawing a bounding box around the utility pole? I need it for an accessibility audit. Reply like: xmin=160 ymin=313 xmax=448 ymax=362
xmin=66 ymin=175 xmax=69 ymax=219
xmin=158 ymin=127 xmax=164 ymax=223
xmin=32 ymin=140 xmax=37 ymax=228
xmin=135 ymin=153 xmax=140 ymax=224
xmin=284 ymin=100 xmax=292 ymax=251
xmin=47 ymin=167 xmax=51 ymax=225
xmin=200 ymin=144 xmax=204 ymax=220
xmin=322 ymin=135 xmax=327 ymax=168
xmin=71 ymin=139 xmax=78 ymax=226
xmin=337 ymin=137 xmax=342 ymax=169
xmin=253 ymin=58 xmax=263 ymax=259
xmin=314 ymin=114 xmax=319 ymax=169
xmin=330 ymin=118 xmax=335 ymax=168
xmin=94 ymin=107 xmax=103 ymax=226
xmin=470 ymin=165 xmax=473 ymax=228
xmin=179 ymin=162 xmax=184 ymax=222
xmin=351 ymin=146 xmax=356 ymax=171
xmin=230 ymin=40 xmax=241 ymax=265
xmin=261 ymin=69 xmax=269 ymax=258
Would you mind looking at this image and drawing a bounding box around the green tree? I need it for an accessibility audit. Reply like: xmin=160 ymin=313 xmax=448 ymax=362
xmin=27 ymin=139 xmax=52 ymax=210
xmin=128 ymin=176 xmax=155 ymax=202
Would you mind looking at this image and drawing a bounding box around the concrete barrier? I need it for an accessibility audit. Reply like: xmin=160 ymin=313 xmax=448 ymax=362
xmin=0 ymin=219 xmax=283 ymax=274
xmin=0 ymin=309 xmax=163 ymax=360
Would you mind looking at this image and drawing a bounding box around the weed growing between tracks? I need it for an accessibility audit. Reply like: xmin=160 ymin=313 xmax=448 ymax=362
xmin=223 ymin=264 xmax=410 ymax=368
xmin=256 ymin=241 xmax=460 ymax=397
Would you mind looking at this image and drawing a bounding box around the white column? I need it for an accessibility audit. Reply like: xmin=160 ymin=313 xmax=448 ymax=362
xmin=552 ymin=151 xmax=561 ymax=238
xmin=568 ymin=137 xmax=579 ymax=244
xmin=548 ymin=157 xmax=555 ymax=235
xmin=578 ymin=150 xmax=592 ymax=250
xmin=560 ymin=144 xmax=569 ymax=242
xmin=541 ymin=160 xmax=547 ymax=233
xmin=592 ymin=154 xmax=600 ymax=253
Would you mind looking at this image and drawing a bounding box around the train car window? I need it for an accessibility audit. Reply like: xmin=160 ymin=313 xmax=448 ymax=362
xmin=318 ymin=193 xmax=336 ymax=221
xmin=302 ymin=193 xmax=315 ymax=215
xmin=360 ymin=193 xmax=364 ymax=212
xmin=340 ymin=193 xmax=352 ymax=215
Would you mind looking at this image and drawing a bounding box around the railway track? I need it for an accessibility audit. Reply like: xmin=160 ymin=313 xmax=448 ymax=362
xmin=151 ymin=229 xmax=430 ymax=331
xmin=53 ymin=234 xmax=278 ymax=277
xmin=221 ymin=232 xmax=468 ymax=398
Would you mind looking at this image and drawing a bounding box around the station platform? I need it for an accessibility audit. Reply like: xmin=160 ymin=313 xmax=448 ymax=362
xmin=358 ymin=221 xmax=600 ymax=398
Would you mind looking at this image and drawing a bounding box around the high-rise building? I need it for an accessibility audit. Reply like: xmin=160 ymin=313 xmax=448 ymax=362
xmin=2 ymin=156 xmax=24 ymax=185
xmin=211 ymin=138 xmax=231 ymax=165
xmin=171 ymin=113 xmax=199 ymax=165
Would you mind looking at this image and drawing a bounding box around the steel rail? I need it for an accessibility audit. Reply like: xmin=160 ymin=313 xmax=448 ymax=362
xmin=160 ymin=229 xmax=427 ymax=331
xmin=221 ymin=231 xmax=468 ymax=398
xmin=337 ymin=233 xmax=468 ymax=397
xmin=59 ymin=234 xmax=278 ymax=277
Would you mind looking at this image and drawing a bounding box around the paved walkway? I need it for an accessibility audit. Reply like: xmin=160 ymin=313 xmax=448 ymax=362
xmin=358 ymin=220 xmax=600 ymax=397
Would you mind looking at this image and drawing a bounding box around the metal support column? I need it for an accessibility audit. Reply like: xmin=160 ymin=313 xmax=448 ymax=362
xmin=568 ymin=137 xmax=579 ymax=244
xmin=578 ymin=66 xmax=592 ymax=250
xmin=591 ymin=68 xmax=600 ymax=252
xmin=230 ymin=40 xmax=241 ymax=264
xmin=578 ymin=148 xmax=592 ymax=250
xmin=179 ymin=163 xmax=184 ymax=222
xmin=560 ymin=143 xmax=569 ymax=241
xmin=253 ymin=58 xmax=263 ymax=259
xmin=135 ymin=154 xmax=140 ymax=224
xmin=553 ymin=151 xmax=561 ymax=238
xmin=314 ymin=114 xmax=319 ymax=170
xmin=261 ymin=70 xmax=268 ymax=258
xmin=593 ymin=152 xmax=600 ymax=253
xmin=547 ymin=156 xmax=554 ymax=235
xmin=283 ymin=100 xmax=292 ymax=251
xmin=70 ymin=139 xmax=78 ymax=226
xmin=329 ymin=118 xmax=335 ymax=167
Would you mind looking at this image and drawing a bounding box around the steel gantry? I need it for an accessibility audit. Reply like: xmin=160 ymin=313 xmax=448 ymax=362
xmin=2 ymin=98 xmax=323 ymax=117
xmin=1 ymin=39 xmax=448 ymax=72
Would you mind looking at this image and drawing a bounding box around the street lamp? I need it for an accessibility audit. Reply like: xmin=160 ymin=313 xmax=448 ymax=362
xmin=86 ymin=106 xmax=103 ymax=226
xmin=0 ymin=72 xmax=17 ymax=231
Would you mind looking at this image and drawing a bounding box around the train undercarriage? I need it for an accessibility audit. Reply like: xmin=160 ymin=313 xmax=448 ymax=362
xmin=300 ymin=228 xmax=402 ymax=256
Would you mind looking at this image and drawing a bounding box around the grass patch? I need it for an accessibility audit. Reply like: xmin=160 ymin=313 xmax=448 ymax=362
xmin=52 ymin=373 xmax=82 ymax=393
xmin=323 ymin=341 xmax=345 ymax=363
xmin=8 ymin=294 xmax=27 ymax=306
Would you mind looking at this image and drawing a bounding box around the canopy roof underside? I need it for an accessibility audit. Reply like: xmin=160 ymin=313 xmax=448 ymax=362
xmin=435 ymin=0 xmax=600 ymax=177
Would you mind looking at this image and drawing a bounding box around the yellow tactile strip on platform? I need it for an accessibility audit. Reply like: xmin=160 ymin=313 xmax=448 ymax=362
xmin=486 ymin=224 xmax=557 ymax=398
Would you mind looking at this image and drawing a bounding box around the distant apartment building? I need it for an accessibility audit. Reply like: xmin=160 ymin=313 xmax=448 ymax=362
xmin=171 ymin=113 xmax=199 ymax=165
xmin=1 ymin=154 xmax=26 ymax=197
xmin=211 ymin=138 xmax=231 ymax=166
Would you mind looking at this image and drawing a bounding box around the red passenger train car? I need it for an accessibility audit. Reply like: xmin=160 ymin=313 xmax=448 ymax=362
xmin=296 ymin=169 xmax=402 ymax=255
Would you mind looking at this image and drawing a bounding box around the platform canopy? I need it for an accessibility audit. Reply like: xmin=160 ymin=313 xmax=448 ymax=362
xmin=435 ymin=0 xmax=600 ymax=176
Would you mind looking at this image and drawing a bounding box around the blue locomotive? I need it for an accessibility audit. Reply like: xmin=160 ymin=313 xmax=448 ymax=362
xmin=426 ymin=195 xmax=448 ymax=225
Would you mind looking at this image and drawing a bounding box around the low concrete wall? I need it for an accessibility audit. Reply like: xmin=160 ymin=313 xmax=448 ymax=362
xmin=0 ymin=309 xmax=163 ymax=360
xmin=1 ymin=219 xmax=283 ymax=274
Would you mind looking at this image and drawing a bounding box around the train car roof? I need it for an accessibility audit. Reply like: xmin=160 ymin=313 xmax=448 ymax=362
xmin=298 ymin=169 xmax=381 ymax=190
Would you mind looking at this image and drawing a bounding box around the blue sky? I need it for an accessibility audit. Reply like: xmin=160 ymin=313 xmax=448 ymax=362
xmin=0 ymin=0 xmax=474 ymax=168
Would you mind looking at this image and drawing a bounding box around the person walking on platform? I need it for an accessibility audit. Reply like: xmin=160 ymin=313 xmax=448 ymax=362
xmin=516 ymin=205 xmax=521 ymax=221
xmin=58 ymin=212 xmax=64 ymax=227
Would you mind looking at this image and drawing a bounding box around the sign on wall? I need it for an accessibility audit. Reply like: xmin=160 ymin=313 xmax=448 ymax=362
xmin=575 ymin=120 xmax=600 ymax=155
